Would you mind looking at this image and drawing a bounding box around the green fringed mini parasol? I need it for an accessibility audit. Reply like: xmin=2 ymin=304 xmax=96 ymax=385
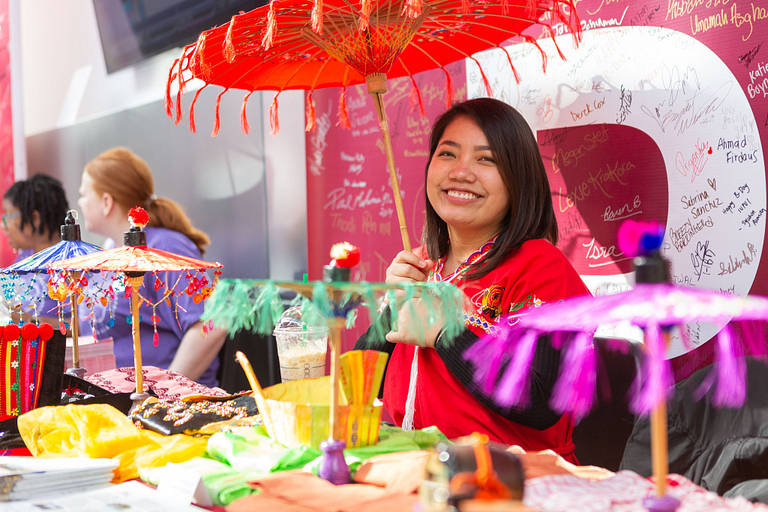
xmin=202 ymin=278 xmax=465 ymax=342
xmin=203 ymin=277 xmax=463 ymax=483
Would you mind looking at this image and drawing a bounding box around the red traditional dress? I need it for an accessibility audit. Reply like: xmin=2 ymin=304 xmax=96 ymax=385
xmin=381 ymin=238 xmax=590 ymax=463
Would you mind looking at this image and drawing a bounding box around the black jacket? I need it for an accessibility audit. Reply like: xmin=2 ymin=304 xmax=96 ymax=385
xmin=620 ymin=357 xmax=768 ymax=503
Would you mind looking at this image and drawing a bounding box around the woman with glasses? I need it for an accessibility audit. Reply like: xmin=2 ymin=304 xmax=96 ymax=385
xmin=2 ymin=173 xmax=70 ymax=324
xmin=2 ymin=174 xmax=68 ymax=260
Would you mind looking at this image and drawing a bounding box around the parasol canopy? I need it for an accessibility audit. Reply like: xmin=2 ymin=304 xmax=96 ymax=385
xmin=503 ymin=284 xmax=768 ymax=332
xmin=47 ymin=208 xmax=223 ymax=394
xmin=50 ymin=245 xmax=223 ymax=274
xmin=2 ymin=239 xmax=103 ymax=275
xmin=168 ymin=0 xmax=580 ymax=252
xmin=0 ymin=211 xmax=104 ymax=373
xmin=467 ymin=285 xmax=768 ymax=415
xmin=168 ymin=0 xmax=580 ymax=130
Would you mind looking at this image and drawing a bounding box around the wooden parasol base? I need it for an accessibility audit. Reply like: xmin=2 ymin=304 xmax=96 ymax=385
xmin=318 ymin=317 xmax=351 ymax=485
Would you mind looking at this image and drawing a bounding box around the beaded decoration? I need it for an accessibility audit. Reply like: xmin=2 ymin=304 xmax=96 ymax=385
xmin=129 ymin=394 xmax=258 ymax=435
xmin=0 ymin=322 xmax=55 ymax=421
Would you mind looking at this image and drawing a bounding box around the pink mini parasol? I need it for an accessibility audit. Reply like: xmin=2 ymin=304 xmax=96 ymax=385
xmin=466 ymin=220 xmax=768 ymax=511
xmin=49 ymin=208 xmax=222 ymax=395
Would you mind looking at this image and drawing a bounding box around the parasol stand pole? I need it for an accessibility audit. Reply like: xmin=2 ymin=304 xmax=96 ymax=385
xmin=66 ymin=271 xmax=85 ymax=377
xmin=328 ymin=317 xmax=344 ymax=441
xmin=643 ymin=328 xmax=680 ymax=512
xmin=650 ymin=388 xmax=668 ymax=497
xmin=127 ymin=274 xmax=146 ymax=395
xmin=366 ymin=73 xmax=412 ymax=253
xmin=318 ymin=315 xmax=351 ymax=485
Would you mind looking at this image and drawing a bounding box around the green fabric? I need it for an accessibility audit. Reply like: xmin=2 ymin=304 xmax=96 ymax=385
xmin=377 ymin=424 xmax=450 ymax=448
xmin=160 ymin=424 xmax=450 ymax=506
xmin=139 ymin=455 xmax=260 ymax=507
xmin=271 ymin=444 xmax=324 ymax=472
xmin=201 ymin=466 xmax=260 ymax=506
xmin=207 ymin=428 xmax=289 ymax=473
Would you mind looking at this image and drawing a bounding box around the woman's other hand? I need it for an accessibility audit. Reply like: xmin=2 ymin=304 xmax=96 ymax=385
xmin=384 ymin=251 xmax=440 ymax=348
xmin=385 ymin=298 xmax=442 ymax=349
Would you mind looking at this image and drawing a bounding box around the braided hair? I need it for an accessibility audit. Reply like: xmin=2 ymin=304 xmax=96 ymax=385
xmin=3 ymin=174 xmax=69 ymax=241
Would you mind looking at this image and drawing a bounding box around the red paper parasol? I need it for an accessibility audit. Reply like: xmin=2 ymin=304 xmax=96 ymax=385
xmin=49 ymin=208 xmax=222 ymax=394
xmin=168 ymin=0 xmax=580 ymax=251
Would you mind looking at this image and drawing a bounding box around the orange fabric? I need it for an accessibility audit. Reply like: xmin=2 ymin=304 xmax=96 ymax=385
xmin=507 ymin=445 xmax=615 ymax=481
xmin=353 ymin=450 xmax=430 ymax=494
xmin=226 ymin=471 xmax=420 ymax=512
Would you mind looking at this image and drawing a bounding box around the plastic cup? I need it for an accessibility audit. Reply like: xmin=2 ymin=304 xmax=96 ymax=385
xmin=273 ymin=325 xmax=328 ymax=381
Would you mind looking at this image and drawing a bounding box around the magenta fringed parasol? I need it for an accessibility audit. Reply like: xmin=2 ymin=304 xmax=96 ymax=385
xmin=466 ymin=220 xmax=768 ymax=510
xmin=467 ymin=283 xmax=768 ymax=417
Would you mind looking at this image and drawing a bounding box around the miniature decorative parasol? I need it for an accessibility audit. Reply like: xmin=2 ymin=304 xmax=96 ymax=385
xmin=1 ymin=211 xmax=103 ymax=376
xmin=167 ymin=0 xmax=581 ymax=251
xmin=49 ymin=207 xmax=223 ymax=396
xmin=466 ymin=220 xmax=768 ymax=512
xmin=203 ymin=242 xmax=464 ymax=484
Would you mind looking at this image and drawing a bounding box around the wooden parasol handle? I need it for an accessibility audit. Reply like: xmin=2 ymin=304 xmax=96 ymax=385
xmin=651 ymin=398 xmax=669 ymax=497
xmin=128 ymin=275 xmax=145 ymax=393
xmin=328 ymin=317 xmax=345 ymax=442
xmin=651 ymin=330 xmax=673 ymax=497
xmin=366 ymin=73 xmax=412 ymax=253
xmin=69 ymin=271 xmax=82 ymax=368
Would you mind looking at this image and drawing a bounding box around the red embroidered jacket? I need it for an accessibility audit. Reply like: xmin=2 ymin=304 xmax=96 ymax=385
xmin=381 ymin=239 xmax=590 ymax=462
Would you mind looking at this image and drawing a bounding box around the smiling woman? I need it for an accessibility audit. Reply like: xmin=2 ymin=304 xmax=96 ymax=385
xmin=356 ymin=98 xmax=591 ymax=461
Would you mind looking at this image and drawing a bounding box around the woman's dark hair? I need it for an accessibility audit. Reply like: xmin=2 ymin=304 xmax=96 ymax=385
xmin=4 ymin=174 xmax=69 ymax=241
xmin=85 ymin=147 xmax=211 ymax=255
xmin=423 ymin=98 xmax=558 ymax=279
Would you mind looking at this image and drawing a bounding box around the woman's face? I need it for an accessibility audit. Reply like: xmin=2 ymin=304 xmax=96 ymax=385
xmin=77 ymin=171 xmax=104 ymax=234
xmin=1 ymin=198 xmax=35 ymax=251
xmin=426 ymin=115 xmax=511 ymax=239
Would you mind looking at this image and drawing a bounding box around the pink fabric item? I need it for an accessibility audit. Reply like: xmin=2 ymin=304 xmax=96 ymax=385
xmin=524 ymin=471 xmax=768 ymax=511
xmin=86 ymin=366 xmax=228 ymax=400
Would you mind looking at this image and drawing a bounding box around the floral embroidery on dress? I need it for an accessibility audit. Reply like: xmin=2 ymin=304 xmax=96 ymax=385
xmin=471 ymin=284 xmax=505 ymax=320
xmin=430 ymin=236 xmax=497 ymax=283
xmin=464 ymin=311 xmax=500 ymax=335
xmin=509 ymin=294 xmax=545 ymax=314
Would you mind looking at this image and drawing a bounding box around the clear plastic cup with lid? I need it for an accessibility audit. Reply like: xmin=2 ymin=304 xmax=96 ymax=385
xmin=273 ymin=306 xmax=329 ymax=381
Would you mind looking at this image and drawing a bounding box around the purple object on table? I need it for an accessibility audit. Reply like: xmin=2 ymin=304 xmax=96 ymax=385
xmin=642 ymin=495 xmax=681 ymax=512
xmin=318 ymin=439 xmax=350 ymax=485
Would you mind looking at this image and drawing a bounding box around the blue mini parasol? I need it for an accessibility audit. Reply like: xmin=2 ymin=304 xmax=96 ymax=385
xmin=1 ymin=211 xmax=103 ymax=375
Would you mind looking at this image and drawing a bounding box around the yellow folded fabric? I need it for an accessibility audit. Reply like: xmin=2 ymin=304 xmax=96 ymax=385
xmin=17 ymin=404 xmax=207 ymax=482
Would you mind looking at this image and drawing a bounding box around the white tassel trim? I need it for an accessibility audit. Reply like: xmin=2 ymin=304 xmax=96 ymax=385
xmin=402 ymin=347 xmax=419 ymax=431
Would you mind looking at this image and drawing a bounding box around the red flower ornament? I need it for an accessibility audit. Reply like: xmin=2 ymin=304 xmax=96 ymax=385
xmin=330 ymin=242 xmax=361 ymax=268
xmin=128 ymin=207 xmax=149 ymax=229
